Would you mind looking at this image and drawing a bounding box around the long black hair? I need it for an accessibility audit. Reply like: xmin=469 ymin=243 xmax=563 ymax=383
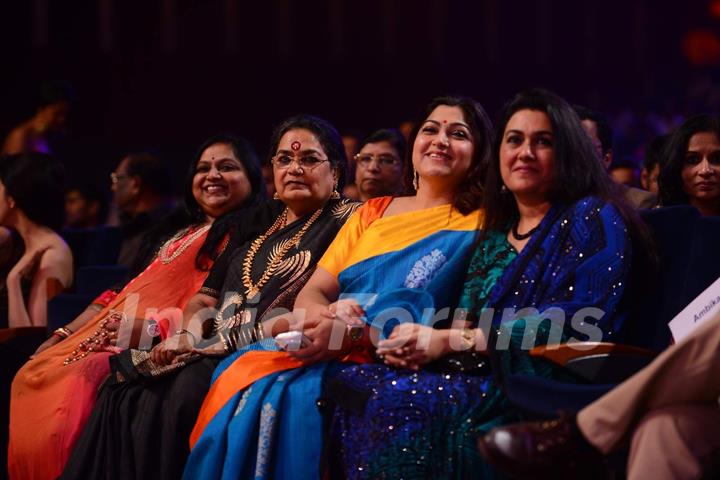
xmin=658 ymin=114 xmax=720 ymax=207
xmin=482 ymin=88 xmax=626 ymax=231
xmin=267 ymin=114 xmax=348 ymax=190
xmin=483 ymin=88 xmax=655 ymax=281
xmin=129 ymin=134 xmax=264 ymax=276
xmin=403 ymin=95 xmax=494 ymax=215
xmin=0 ymin=153 xmax=66 ymax=231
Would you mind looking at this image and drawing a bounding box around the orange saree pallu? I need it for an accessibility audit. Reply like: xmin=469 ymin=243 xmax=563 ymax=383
xmin=8 ymin=225 xmax=211 ymax=480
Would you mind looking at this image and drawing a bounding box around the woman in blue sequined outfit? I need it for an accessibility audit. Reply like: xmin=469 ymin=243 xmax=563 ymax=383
xmin=327 ymin=88 xmax=652 ymax=479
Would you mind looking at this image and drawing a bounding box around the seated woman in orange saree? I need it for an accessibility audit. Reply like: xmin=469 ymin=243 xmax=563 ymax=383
xmin=8 ymin=134 xmax=266 ymax=480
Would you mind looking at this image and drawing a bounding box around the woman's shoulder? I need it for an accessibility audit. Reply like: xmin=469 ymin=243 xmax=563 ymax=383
xmin=42 ymin=235 xmax=74 ymax=280
xmin=559 ymin=196 xmax=628 ymax=240
xmin=566 ymin=196 xmax=623 ymax=220
xmin=353 ymin=196 xmax=393 ymax=225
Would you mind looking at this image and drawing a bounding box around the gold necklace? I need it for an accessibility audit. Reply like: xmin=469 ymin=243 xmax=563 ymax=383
xmin=157 ymin=224 xmax=211 ymax=264
xmin=242 ymin=207 xmax=323 ymax=298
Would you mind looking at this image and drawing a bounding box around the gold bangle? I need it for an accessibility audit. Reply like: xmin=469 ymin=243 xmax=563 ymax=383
xmin=53 ymin=327 xmax=72 ymax=339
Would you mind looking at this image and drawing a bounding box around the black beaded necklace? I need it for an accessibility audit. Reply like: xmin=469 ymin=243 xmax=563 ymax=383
xmin=511 ymin=221 xmax=539 ymax=241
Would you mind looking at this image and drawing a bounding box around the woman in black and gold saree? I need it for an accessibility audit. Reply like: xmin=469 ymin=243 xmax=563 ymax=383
xmin=61 ymin=115 xmax=360 ymax=480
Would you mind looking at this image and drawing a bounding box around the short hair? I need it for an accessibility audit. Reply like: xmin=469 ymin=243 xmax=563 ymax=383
xmin=357 ymin=129 xmax=407 ymax=160
xmin=67 ymin=182 xmax=110 ymax=225
xmin=267 ymin=114 xmax=348 ymax=190
xmin=403 ymin=95 xmax=494 ymax=215
xmin=659 ymin=114 xmax=720 ymax=206
xmin=124 ymin=152 xmax=173 ymax=196
xmin=0 ymin=153 xmax=65 ymax=230
xmin=574 ymin=105 xmax=614 ymax=156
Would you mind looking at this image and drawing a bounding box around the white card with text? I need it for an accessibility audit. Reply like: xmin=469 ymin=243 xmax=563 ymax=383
xmin=669 ymin=275 xmax=720 ymax=343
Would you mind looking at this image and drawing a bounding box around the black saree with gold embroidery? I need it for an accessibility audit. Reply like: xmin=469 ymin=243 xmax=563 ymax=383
xmin=60 ymin=198 xmax=360 ymax=480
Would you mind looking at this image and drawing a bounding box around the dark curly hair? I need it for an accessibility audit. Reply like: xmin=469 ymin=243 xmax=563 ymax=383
xmin=403 ymin=95 xmax=494 ymax=215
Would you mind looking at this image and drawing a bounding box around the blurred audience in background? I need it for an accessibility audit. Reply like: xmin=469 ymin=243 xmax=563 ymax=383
xmin=353 ymin=128 xmax=406 ymax=201
xmin=1 ymin=82 xmax=74 ymax=157
xmin=109 ymin=152 xmax=174 ymax=267
xmin=576 ymin=105 xmax=658 ymax=208
xmin=641 ymin=134 xmax=668 ymax=194
xmin=64 ymin=184 xmax=109 ymax=229
xmin=341 ymin=130 xmax=363 ymax=200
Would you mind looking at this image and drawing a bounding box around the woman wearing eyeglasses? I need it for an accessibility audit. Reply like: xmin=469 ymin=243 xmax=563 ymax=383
xmin=354 ymin=128 xmax=406 ymax=201
xmin=60 ymin=115 xmax=359 ymax=480
xmin=184 ymin=96 xmax=491 ymax=480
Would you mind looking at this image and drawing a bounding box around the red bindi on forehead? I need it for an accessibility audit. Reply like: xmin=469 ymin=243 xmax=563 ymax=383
xmin=291 ymin=141 xmax=301 ymax=151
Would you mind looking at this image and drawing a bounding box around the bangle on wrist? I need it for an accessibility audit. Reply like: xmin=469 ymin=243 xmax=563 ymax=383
xmin=52 ymin=327 xmax=73 ymax=340
xmin=175 ymin=329 xmax=198 ymax=345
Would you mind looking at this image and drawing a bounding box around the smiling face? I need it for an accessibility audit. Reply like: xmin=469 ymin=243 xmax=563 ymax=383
xmin=681 ymin=131 xmax=720 ymax=214
xmin=192 ymin=142 xmax=251 ymax=220
xmin=273 ymin=128 xmax=336 ymax=217
xmin=500 ymin=109 xmax=556 ymax=204
xmin=412 ymin=105 xmax=475 ymax=191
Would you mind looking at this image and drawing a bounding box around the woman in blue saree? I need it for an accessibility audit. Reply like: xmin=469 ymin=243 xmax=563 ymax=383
xmin=185 ymin=96 xmax=495 ymax=479
xmin=322 ymin=88 xmax=652 ymax=479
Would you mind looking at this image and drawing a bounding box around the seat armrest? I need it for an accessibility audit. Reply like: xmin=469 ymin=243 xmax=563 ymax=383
xmin=529 ymin=342 xmax=655 ymax=367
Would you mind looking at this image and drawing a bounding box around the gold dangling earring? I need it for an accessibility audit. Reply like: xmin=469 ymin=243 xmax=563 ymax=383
xmin=413 ymin=170 xmax=419 ymax=191
xmin=273 ymin=192 xmax=280 ymax=200
xmin=331 ymin=179 xmax=340 ymax=199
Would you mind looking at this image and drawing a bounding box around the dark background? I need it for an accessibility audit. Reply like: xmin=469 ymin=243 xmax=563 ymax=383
xmin=2 ymin=0 xmax=719 ymax=191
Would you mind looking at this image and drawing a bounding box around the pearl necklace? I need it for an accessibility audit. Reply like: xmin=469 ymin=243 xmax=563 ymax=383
xmin=242 ymin=207 xmax=323 ymax=298
xmin=157 ymin=224 xmax=211 ymax=264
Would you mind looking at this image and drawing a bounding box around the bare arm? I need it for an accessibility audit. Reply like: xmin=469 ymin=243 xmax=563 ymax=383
xmin=1 ymin=127 xmax=26 ymax=156
xmin=292 ymin=267 xmax=340 ymax=330
xmin=8 ymin=248 xmax=71 ymax=328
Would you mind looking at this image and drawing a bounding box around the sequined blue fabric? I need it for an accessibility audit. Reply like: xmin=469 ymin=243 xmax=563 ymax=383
xmin=330 ymin=197 xmax=634 ymax=479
